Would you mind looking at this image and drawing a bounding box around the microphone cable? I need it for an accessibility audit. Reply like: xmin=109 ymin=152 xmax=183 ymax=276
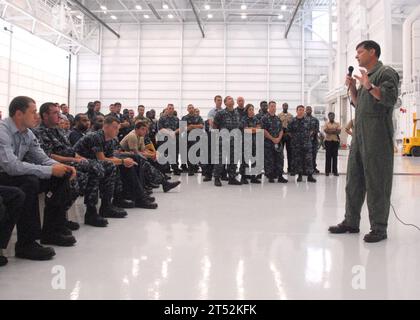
xmin=391 ymin=203 xmax=420 ymax=232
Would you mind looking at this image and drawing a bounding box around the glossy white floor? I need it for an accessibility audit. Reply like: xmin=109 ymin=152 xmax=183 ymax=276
xmin=1 ymin=151 xmax=420 ymax=300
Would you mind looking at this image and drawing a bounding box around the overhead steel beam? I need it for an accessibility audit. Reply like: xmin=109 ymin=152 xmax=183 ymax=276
xmin=69 ymin=0 xmax=120 ymax=38
xmin=285 ymin=0 xmax=305 ymax=38
xmin=1 ymin=0 xmax=98 ymax=54
xmin=117 ymin=0 xmax=140 ymax=23
xmin=189 ymin=0 xmax=205 ymax=38
xmin=220 ymin=0 xmax=226 ymax=23
xmin=168 ymin=0 xmax=184 ymax=23
xmin=145 ymin=1 xmax=162 ymax=20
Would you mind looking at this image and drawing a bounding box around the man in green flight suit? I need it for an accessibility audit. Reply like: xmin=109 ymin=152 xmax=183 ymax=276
xmin=329 ymin=40 xmax=399 ymax=243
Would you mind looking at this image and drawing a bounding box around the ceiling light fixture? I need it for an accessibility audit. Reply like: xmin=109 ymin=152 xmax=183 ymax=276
xmin=281 ymin=5 xmax=287 ymax=11
xmin=110 ymin=15 xmax=117 ymax=20
xmin=168 ymin=14 xmax=174 ymax=19
xmin=135 ymin=5 xmax=142 ymax=10
xmin=144 ymin=14 xmax=150 ymax=19
xmin=207 ymin=13 xmax=213 ymax=19
xmin=162 ymin=3 xmax=169 ymax=9
xmin=241 ymin=13 xmax=247 ymax=19
xmin=100 ymin=5 xmax=107 ymax=10
xmin=241 ymin=4 xmax=247 ymax=10
xmin=278 ymin=14 xmax=284 ymax=19
xmin=204 ymin=4 xmax=211 ymax=10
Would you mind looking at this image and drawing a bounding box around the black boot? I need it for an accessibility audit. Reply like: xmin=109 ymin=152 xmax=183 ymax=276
xmin=214 ymin=178 xmax=222 ymax=187
xmin=15 ymin=242 xmax=55 ymax=261
xmin=250 ymin=176 xmax=261 ymax=184
xmin=240 ymin=176 xmax=249 ymax=184
xmin=203 ymin=175 xmax=212 ymax=182
xmin=135 ymin=199 xmax=158 ymax=209
xmin=84 ymin=206 xmax=108 ymax=227
xmin=0 ymin=255 xmax=8 ymax=267
xmin=307 ymin=175 xmax=317 ymax=183
xmin=112 ymin=198 xmax=135 ymax=209
xmin=297 ymin=174 xmax=303 ymax=182
xmin=99 ymin=203 xmax=127 ymax=218
xmin=364 ymin=231 xmax=387 ymax=243
xmin=163 ymin=181 xmax=181 ymax=192
xmin=278 ymin=176 xmax=288 ymax=183
xmin=65 ymin=219 xmax=80 ymax=231
xmin=228 ymin=177 xmax=242 ymax=185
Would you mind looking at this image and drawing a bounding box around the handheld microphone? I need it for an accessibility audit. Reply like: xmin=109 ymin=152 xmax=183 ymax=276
xmin=348 ymin=66 xmax=354 ymax=77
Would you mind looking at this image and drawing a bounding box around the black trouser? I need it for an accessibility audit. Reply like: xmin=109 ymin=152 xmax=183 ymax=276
xmin=325 ymin=140 xmax=340 ymax=174
xmin=0 ymin=186 xmax=25 ymax=249
xmin=311 ymin=137 xmax=318 ymax=171
xmin=117 ymin=162 xmax=147 ymax=203
xmin=282 ymin=135 xmax=292 ymax=173
xmin=213 ymin=138 xmax=237 ymax=179
xmin=0 ymin=174 xmax=71 ymax=246
xmin=264 ymin=142 xmax=282 ymax=179
xmin=201 ymin=130 xmax=214 ymax=178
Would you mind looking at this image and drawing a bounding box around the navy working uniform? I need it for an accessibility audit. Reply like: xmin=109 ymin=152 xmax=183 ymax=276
xmin=261 ymin=114 xmax=283 ymax=180
xmin=287 ymin=117 xmax=313 ymax=176
xmin=33 ymin=124 xmax=117 ymax=215
xmin=181 ymin=114 xmax=204 ymax=174
xmin=213 ymin=108 xmax=242 ymax=180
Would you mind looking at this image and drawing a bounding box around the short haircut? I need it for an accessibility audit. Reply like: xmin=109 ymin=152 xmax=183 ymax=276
xmin=39 ymin=102 xmax=57 ymax=120
xmin=356 ymin=40 xmax=381 ymax=58
xmin=138 ymin=105 xmax=145 ymax=109
xmin=60 ymin=104 xmax=67 ymax=108
xmin=269 ymin=101 xmax=276 ymax=106
xmin=328 ymin=112 xmax=335 ymax=116
xmin=214 ymin=95 xmax=222 ymax=102
xmin=74 ymin=113 xmax=87 ymax=122
xmin=104 ymin=116 xmax=120 ymax=125
xmin=282 ymin=103 xmax=289 ymax=108
xmin=94 ymin=100 xmax=101 ymax=105
xmin=260 ymin=101 xmax=268 ymax=107
xmin=9 ymin=96 xmax=36 ymax=117
xmin=296 ymin=105 xmax=305 ymax=111
xmin=114 ymin=102 xmax=121 ymax=106
xmin=224 ymin=96 xmax=231 ymax=104
xmin=135 ymin=121 xmax=148 ymax=130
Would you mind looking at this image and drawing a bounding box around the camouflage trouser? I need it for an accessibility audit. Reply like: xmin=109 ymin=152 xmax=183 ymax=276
xmin=213 ymin=139 xmax=237 ymax=179
xmin=137 ymin=156 xmax=166 ymax=185
xmin=311 ymin=137 xmax=318 ymax=170
xmin=70 ymin=160 xmax=117 ymax=208
xmin=201 ymin=130 xmax=214 ymax=177
xmin=291 ymin=143 xmax=313 ymax=176
xmin=264 ymin=142 xmax=282 ymax=179
xmin=240 ymin=136 xmax=261 ymax=177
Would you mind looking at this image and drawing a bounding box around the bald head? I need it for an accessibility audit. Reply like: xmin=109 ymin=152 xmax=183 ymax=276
xmin=236 ymin=97 xmax=245 ymax=109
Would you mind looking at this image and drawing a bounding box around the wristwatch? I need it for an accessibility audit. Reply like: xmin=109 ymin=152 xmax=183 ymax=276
xmin=368 ymin=84 xmax=375 ymax=92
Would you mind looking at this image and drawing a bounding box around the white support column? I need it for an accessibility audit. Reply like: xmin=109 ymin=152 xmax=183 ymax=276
xmin=6 ymin=24 xmax=13 ymax=105
xmin=98 ymin=25 xmax=103 ymax=100
xmin=223 ymin=23 xmax=227 ymax=96
xmin=301 ymin=11 xmax=305 ymax=104
xmin=69 ymin=53 xmax=78 ymax=112
xmin=179 ymin=23 xmax=184 ymax=114
xmin=328 ymin=0 xmax=333 ymax=91
xmin=137 ymin=24 xmax=141 ymax=104
xmin=382 ymin=0 xmax=393 ymax=64
xmin=267 ymin=23 xmax=270 ymax=101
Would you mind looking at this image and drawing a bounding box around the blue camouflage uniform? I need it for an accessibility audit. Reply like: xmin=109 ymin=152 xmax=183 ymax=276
xmin=261 ymin=114 xmax=283 ymax=179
